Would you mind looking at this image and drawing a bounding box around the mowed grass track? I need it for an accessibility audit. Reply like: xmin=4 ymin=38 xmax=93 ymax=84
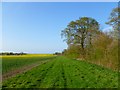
xmin=3 ymin=56 xmax=118 ymax=88
xmin=2 ymin=54 xmax=54 ymax=74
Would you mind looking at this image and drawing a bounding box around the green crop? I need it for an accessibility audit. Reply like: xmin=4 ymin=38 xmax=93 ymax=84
xmin=2 ymin=54 xmax=55 ymax=74
xmin=2 ymin=56 xmax=118 ymax=88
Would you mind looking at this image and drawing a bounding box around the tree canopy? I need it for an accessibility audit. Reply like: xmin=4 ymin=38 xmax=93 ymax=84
xmin=61 ymin=17 xmax=100 ymax=50
xmin=106 ymin=7 xmax=120 ymax=39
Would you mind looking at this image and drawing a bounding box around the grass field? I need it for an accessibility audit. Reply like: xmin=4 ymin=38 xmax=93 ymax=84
xmin=2 ymin=54 xmax=54 ymax=74
xmin=2 ymin=56 xmax=118 ymax=88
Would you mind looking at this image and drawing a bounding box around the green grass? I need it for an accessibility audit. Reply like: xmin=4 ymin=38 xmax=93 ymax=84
xmin=2 ymin=56 xmax=118 ymax=88
xmin=2 ymin=54 xmax=55 ymax=74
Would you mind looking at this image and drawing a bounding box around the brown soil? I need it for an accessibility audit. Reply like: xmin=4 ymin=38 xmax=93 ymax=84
xmin=2 ymin=60 xmax=50 ymax=81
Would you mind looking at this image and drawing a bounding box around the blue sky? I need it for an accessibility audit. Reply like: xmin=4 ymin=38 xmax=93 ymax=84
xmin=2 ymin=0 xmax=119 ymax=2
xmin=2 ymin=2 xmax=117 ymax=53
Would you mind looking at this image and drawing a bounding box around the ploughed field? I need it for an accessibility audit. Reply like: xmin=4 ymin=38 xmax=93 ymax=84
xmin=2 ymin=55 xmax=118 ymax=88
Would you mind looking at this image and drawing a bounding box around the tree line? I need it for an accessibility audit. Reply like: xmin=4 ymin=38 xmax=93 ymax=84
xmin=0 ymin=52 xmax=27 ymax=55
xmin=61 ymin=7 xmax=119 ymax=70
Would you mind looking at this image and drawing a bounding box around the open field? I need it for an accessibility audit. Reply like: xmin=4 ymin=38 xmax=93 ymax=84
xmin=2 ymin=54 xmax=54 ymax=74
xmin=2 ymin=56 xmax=118 ymax=88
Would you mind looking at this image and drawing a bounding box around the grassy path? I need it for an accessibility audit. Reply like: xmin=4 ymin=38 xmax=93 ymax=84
xmin=2 ymin=56 xmax=118 ymax=88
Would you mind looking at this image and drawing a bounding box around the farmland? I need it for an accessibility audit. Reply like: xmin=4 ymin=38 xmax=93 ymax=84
xmin=2 ymin=54 xmax=54 ymax=74
xmin=2 ymin=56 xmax=118 ymax=88
xmin=2 ymin=2 xmax=119 ymax=89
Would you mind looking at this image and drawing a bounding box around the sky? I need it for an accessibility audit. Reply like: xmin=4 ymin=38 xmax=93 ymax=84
xmin=2 ymin=0 xmax=119 ymax=2
xmin=0 ymin=3 xmax=2 ymax=52
xmin=2 ymin=2 xmax=118 ymax=54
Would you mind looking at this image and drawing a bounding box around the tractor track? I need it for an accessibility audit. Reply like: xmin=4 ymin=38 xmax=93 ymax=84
xmin=2 ymin=60 xmax=51 ymax=81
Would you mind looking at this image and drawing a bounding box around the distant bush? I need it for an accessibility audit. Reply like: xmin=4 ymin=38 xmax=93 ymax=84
xmin=53 ymin=52 xmax=62 ymax=55
xmin=0 ymin=52 xmax=27 ymax=56
xmin=63 ymin=45 xmax=81 ymax=58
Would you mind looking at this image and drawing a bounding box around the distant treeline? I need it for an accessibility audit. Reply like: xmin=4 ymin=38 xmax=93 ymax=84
xmin=53 ymin=52 xmax=62 ymax=55
xmin=0 ymin=52 xmax=27 ymax=55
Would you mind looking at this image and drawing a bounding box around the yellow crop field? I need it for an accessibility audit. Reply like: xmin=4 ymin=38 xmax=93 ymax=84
xmin=1 ymin=54 xmax=54 ymax=58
